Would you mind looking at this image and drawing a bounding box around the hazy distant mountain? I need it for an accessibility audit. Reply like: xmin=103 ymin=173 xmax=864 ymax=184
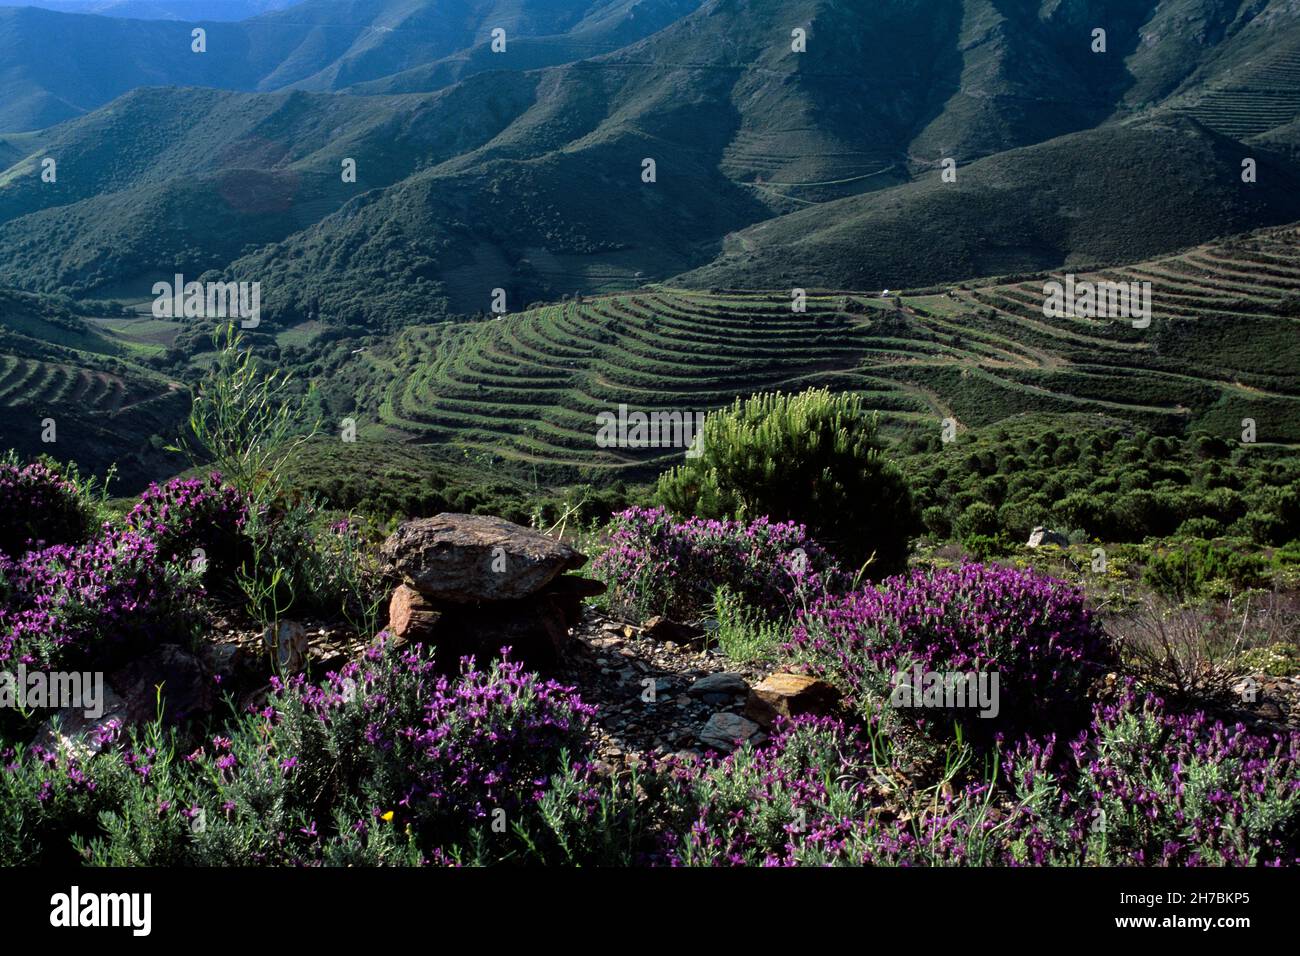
xmin=0 ymin=0 xmax=703 ymax=130
xmin=678 ymin=116 xmax=1300 ymax=292
xmin=3 ymin=0 xmax=1300 ymax=491
xmin=2 ymin=1 xmax=295 ymax=20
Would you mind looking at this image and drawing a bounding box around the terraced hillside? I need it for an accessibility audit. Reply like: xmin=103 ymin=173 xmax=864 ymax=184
xmin=0 ymin=287 xmax=188 ymax=487
xmin=361 ymin=224 xmax=1300 ymax=480
xmin=0 ymin=355 xmax=154 ymax=413
xmin=1168 ymin=29 xmax=1300 ymax=140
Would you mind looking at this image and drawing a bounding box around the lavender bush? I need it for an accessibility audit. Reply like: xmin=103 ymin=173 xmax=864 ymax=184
xmin=592 ymin=506 xmax=843 ymax=621
xmin=125 ymin=473 xmax=250 ymax=577
xmin=656 ymin=715 xmax=1026 ymax=866
xmin=0 ymin=459 xmax=378 ymax=673
xmin=0 ymin=457 xmax=96 ymax=558
xmin=655 ymin=695 xmax=1300 ymax=866
xmin=656 ymin=717 xmax=883 ymax=866
xmin=0 ymin=722 xmax=135 ymax=866
xmin=1001 ymin=685 xmax=1300 ymax=866
xmin=5 ymin=672 xmax=1296 ymax=866
xmin=0 ymin=528 xmax=200 ymax=668
xmin=75 ymin=640 xmax=598 ymax=864
xmin=788 ymin=562 xmax=1116 ymax=747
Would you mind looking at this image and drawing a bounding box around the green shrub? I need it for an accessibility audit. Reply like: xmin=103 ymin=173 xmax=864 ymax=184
xmin=656 ymin=388 xmax=916 ymax=575
xmin=901 ymin=415 xmax=1300 ymax=546
xmin=961 ymin=532 xmax=1015 ymax=561
xmin=707 ymin=586 xmax=786 ymax=664
xmin=1176 ymin=516 xmax=1224 ymax=539
xmin=953 ymin=501 xmax=998 ymax=541
xmin=1234 ymin=643 xmax=1300 ymax=678
xmin=1142 ymin=539 xmax=1269 ymax=599
xmin=233 ymin=499 xmax=386 ymax=636
xmin=171 ymin=325 xmax=319 ymax=500
xmin=921 ymin=505 xmax=950 ymax=538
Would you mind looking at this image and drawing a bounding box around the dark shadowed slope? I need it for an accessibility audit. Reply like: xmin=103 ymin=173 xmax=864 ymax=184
xmin=676 ymin=117 xmax=1300 ymax=292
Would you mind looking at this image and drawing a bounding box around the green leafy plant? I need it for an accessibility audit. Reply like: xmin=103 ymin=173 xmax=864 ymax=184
xmin=233 ymin=504 xmax=297 ymax=668
xmin=708 ymin=585 xmax=786 ymax=663
xmin=170 ymin=324 xmax=320 ymax=499
xmin=656 ymin=387 xmax=916 ymax=575
xmin=317 ymin=517 xmax=387 ymax=639
xmin=1142 ymin=539 xmax=1269 ymax=600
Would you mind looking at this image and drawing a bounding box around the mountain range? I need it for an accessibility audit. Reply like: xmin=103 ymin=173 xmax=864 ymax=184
xmin=1 ymin=0 xmax=1298 ymax=317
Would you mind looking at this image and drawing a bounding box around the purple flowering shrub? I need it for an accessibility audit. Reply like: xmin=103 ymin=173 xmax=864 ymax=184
xmin=1000 ymin=686 xmax=1300 ymax=866
xmin=655 ymin=716 xmax=1025 ymax=866
xmin=310 ymin=517 xmax=387 ymax=635
xmin=788 ymin=562 xmax=1116 ymax=747
xmin=125 ymin=473 xmax=250 ymax=577
xmin=0 ymin=458 xmax=96 ymax=558
xmin=1 ymin=641 xmax=603 ymax=865
xmin=0 ymin=722 xmax=137 ymax=865
xmin=592 ymin=506 xmax=844 ymax=621
xmin=654 ymin=694 xmax=1300 ymax=866
xmin=170 ymin=641 xmax=595 ymax=863
xmin=656 ymin=717 xmax=884 ymax=866
xmin=5 ymin=668 xmax=1297 ymax=866
xmin=0 ymin=458 xmax=381 ymax=675
xmin=1 ymin=717 xmax=264 ymax=867
xmin=0 ymin=462 xmax=245 ymax=669
xmin=349 ymin=645 xmax=596 ymax=829
xmin=0 ymin=529 xmax=201 ymax=668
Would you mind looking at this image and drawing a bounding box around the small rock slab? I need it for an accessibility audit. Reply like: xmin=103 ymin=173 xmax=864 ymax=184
xmin=698 ymin=712 xmax=761 ymax=752
xmin=33 ymin=684 xmax=131 ymax=759
xmin=381 ymin=513 xmax=587 ymax=603
xmin=745 ymin=671 xmax=840 ymax=728
xmin=34 ymin=644 xmax=214 ymax=756
xmin=112 ymin=643 xmax=216 ymax=723
xmin=688 ymin=672 xmax=749 ymax=697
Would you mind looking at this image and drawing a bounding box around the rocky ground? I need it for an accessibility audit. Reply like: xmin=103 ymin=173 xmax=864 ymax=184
xmin=1227 ymin=674 xmax=1300 ymax=732
xmin=559 ymin=609 xmax=772 ymax=768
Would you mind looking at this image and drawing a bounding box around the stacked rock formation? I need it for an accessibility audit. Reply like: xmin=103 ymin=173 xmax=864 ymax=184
xmin=380 ymin=513 xmax=605 ymax=670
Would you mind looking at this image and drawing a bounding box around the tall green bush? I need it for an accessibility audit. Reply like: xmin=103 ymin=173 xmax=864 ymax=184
xmin=655 ymin=388 xmax=915 ymax=574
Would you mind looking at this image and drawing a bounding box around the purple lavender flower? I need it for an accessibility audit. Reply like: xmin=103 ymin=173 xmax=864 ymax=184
xmin=592 ymin=506 xmax=844 ymax=619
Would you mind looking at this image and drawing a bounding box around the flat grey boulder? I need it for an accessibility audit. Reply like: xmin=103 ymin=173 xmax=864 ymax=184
xmin=381 ymin=513 xmax=588 ymax=603
xmin=687 ymin=673 xmax=749 ymax=697
xmin=698 ymin=712 xmax=762 ymax=753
